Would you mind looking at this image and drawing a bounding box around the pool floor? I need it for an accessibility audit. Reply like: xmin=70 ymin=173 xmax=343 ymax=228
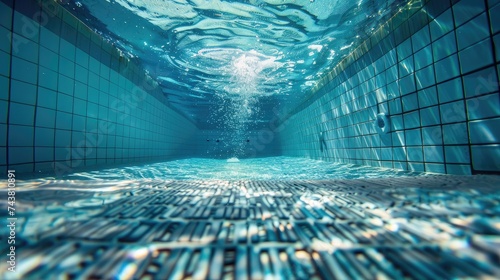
xmin=1 ymin=175 xmax=500 ymax=279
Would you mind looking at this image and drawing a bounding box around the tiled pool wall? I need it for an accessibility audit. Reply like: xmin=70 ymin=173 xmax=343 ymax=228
xmin=279 ymin=0 xmax=500 ymax=175
xmin=0 ymin=0 xmax=198 ymax=175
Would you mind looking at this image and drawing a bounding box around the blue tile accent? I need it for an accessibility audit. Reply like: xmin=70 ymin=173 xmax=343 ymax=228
xmin=471 ymin=145 xmax=500 ymax=171
xmin=467 ymin=92 xmax=500 ymax=120
xmin=420 ymin=106 xmax=441 ymax=126
xmin=469 ymin=117 xmax=500 ymax=144
xmin=10 ymin=79 xmax=36 ymax=105
xmin=445 ymin=145 xmax=470 ymax=164
xmin=438 ymin=77 xmax=463 ymax=103
xmin=8 ymin=125 xmax=34 ymax=147
xmin=9 ymin=102 xmax=34 ymax=125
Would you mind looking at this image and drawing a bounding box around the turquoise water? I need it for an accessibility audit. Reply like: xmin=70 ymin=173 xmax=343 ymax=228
xmin=61 ymin=156 xmax=425 ymax=180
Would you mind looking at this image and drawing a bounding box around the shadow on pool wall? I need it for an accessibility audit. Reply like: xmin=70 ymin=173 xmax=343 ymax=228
xmin=278 ymin=0 xmax=500 ymax=175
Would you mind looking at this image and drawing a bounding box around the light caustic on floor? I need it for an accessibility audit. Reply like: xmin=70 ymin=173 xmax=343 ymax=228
xmin=1 ymin=175 xmax=500 ymax=279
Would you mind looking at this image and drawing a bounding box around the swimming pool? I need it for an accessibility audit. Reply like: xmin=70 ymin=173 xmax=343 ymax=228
xmin=2 ymin=0 xmax=500 ymax=278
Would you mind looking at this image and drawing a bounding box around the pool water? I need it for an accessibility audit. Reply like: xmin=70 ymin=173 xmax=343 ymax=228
xmin=62 ymin=156 xmax=427 ymax=181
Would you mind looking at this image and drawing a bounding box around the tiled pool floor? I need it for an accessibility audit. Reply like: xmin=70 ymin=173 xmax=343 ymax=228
xmin=1 ymin=175 xmax=500 ymax=279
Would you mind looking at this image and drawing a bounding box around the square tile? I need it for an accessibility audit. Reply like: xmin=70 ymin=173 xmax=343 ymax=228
xmin=459 ymin=38 xmax=494 ymax=74
xmin=56 ymin=111 xmax=73 ymax=130
xmin=469 ymin=117 xmax=500 ymax=144
xmin=471 ymin=145 xmax=500 ymax=171
xmin=437 ymin=77 xmax=463 ymax=103
xmin=11 ymin=56 xmax=37 ymax=84
xmin=417 ymin=86 xmax=438 ymax=108
xmin=466 ymin=92 xmax=500 ymax=120
xmin=35 ymin=127 xmax=55 ymax=146
xmin=463 ymin=66 xmax=498 ymax=97
xmin=434 ymin=54 xmax=460 ymax=83
xmin=445 ymin=145 xmax=470 ymax=164
xmin=453 ymin=0 xmax=485 ymax=27
xmin=9 ymin=102 xmax=34 ymax=125
xmin=8 ymin=124 xmax=34 ymax=146
xmin=424 ymin=145 xmax=444 ymax=163
xmin=35 ymin=107 xmax=56 ymax=128
xmin=440 ymin=100 xmax=466 ymax=124
xmin=38 ymin=66 xmax=58 ymax=90
xmin=405 ymin=128 xmax=422 ymax=146
xmin=432 ymin=31 xmax=457 ymax=61
xmin=8 ymin=147 xmax=33 ymax=165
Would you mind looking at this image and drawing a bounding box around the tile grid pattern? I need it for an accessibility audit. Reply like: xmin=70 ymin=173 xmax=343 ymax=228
xmin=279 ymin=0 xmax=500 ymax=175
xmin=0 ymin=0 xmax=199 ymax=175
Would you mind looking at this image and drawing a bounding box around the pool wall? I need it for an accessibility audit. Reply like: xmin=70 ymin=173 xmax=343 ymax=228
xmin=0 ymin=0 xmax=199 ymax=175
xmin=194 ymin=130 xmax=281 ymax=159
xmin=279 ymin=0 xmax=500 ymax=175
